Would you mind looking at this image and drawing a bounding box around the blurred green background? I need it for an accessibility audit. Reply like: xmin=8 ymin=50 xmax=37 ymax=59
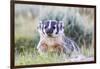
xmin=15 ymin=4 xmax=95 ymax=65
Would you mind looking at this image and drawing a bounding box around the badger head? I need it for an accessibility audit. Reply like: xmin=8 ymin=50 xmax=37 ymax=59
xmin=37 ymin=20 xmax=64 ymax=38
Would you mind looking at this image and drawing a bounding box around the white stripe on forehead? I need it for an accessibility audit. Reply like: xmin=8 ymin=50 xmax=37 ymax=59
xmin=48 ymin=20 xmax=58 ymax=29
xmin=48 ymin=20 xmax=51 ymax=29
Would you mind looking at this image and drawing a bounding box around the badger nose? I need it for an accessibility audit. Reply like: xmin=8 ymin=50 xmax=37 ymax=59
xmin=46 ymin=29 xmax=53 ymax=35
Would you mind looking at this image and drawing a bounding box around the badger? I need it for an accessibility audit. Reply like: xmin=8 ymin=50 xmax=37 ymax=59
xmin=37 ymin=20 xmax=81 ymax=58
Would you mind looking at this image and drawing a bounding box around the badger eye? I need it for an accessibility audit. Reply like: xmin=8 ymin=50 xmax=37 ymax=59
xmin=45 ymin=26 xmax=47 ymax=29
xmin=52 ymin=26 xmax=55 ymax=29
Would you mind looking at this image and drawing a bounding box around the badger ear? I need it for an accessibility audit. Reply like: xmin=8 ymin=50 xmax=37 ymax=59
xmin=37 ymin=21 xmax=42 ymax=29
xmin=59 ymin=21 xmax=64 ymax=27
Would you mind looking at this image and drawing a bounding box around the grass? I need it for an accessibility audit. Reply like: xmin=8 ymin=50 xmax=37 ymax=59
xmin=15 ymin=51 xmax=65 ymax=66
xmin=81 ymin=46 xmax=94 ymax=57
xmin=15 ymin=46 xmax=94 ymax=66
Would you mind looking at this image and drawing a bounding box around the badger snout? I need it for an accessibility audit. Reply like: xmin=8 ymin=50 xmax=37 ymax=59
xmin=46 ymin=29 xmax=53 ymax=36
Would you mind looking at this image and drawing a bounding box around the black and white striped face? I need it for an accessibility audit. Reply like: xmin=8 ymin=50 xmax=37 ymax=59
xmin=38 ymin=20 xmax=64 ymax=37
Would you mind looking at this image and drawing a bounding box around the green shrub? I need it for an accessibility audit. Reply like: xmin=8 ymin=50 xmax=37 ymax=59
xmin=15 ymin=33 xmax=40 ymax=54
xmin=40 ymin=9 xmax=93 ymax=48
xmin=64 ymin=14 xmax=93 ymax=48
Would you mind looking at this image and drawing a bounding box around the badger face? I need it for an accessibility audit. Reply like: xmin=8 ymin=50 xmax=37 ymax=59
xmin=38 ymin=20 xmax=64 ymax=38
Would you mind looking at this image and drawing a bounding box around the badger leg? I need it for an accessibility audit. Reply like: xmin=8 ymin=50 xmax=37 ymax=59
xmin=37 ymin=41 xmax=48 ymax=54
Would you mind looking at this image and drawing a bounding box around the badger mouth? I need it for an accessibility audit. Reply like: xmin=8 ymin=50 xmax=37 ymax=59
xmin=47 ymin=33 xmax=52 ymax=37
xmin=47 ymin=34 xmax=58 ymax=38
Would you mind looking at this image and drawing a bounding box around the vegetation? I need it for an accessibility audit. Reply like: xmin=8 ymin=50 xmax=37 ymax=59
xmin=15 ymin=4 xmax=94 ymax=65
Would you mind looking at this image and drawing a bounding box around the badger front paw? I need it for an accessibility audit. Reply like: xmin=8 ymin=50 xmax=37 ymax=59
xmin=37 ymin=43 xmax=48 ymax=54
